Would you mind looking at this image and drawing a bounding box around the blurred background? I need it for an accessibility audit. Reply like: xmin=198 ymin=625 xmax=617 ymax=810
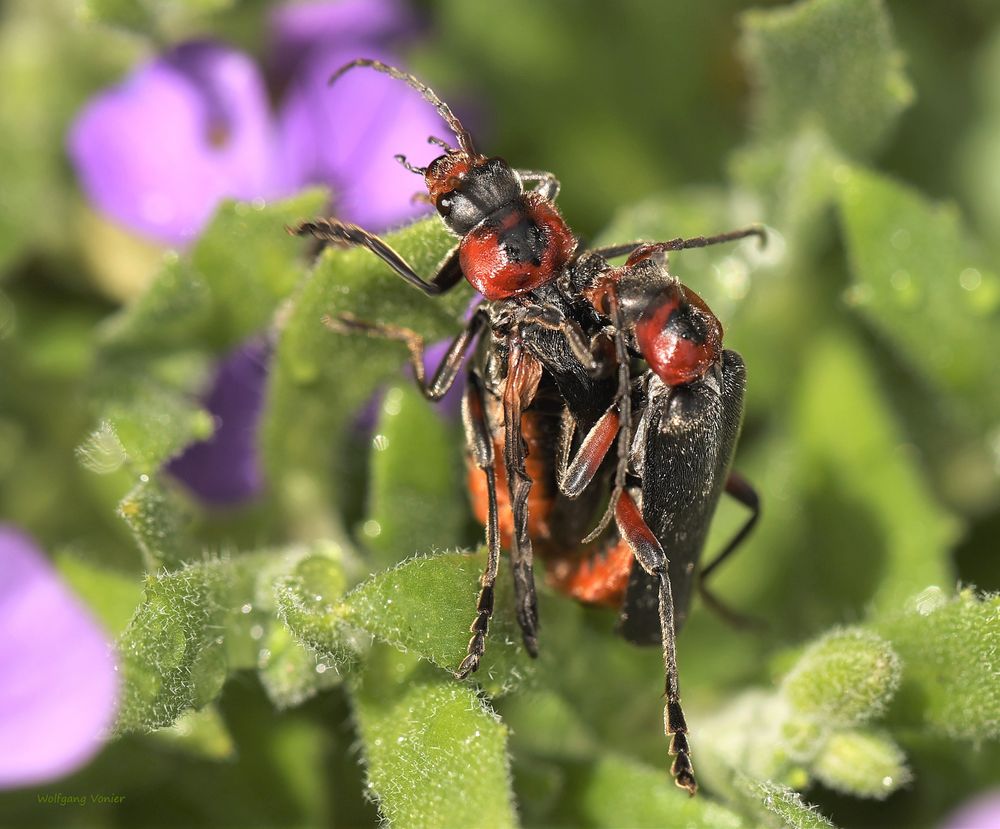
xmin=1 ymin=1 xmax=999 ymax=827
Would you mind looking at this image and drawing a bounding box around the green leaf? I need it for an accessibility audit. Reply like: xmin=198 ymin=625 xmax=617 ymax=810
xmin=837 ymin=166 xmax=1000 ymax=427
xmin=78 ymin=0 xmax=234 ymax=36
xmin=782 ymin=628 xmax=902 ymax=727
xmin=351 ymin=644 xmax=516 ymax=829
xmin=81 ymin=191 xmax=325 ymax=485
xmin=98 ymin=256 xmax=212 ymax=350
xmin=263 ymin=216 xmax=470 ymax=530
xmin=811 ymin=729 xmax=911 ymax=799
xmin=711 ymin=330 xmax=958 ymax=633
xmin=116 ymin=560 xmax=231 ymax=734
xmin=567 ymin=754 xmax=746 ymax=829
xmin=84 ymin=349 xmax=215 ymax=474
xmin=366 ymin=383 xmax=468 ymax=568
xmin=335 ymin=551 xmax=532 ymax=696
xmin=737 ymin=777 xmax=836 ymax=829
xmin=791 ymin=333 xmax=957 ymax=616
xmin=117 ymin=475 xmax=196 ymax=569
xmin=740 ymin=0 xmax=912 ymax=158
xmin=257 ymin=623 xmax=342 ymax=711
xmin=730 ymin=127 xmax=843 ymax=256
xmin=274 ymin=549 xmax=355 ymax=666
xmin=153 ymin=706 xmax=236 ymax=761
xmin=875 ymin=589 xmax=1000 ymax=741
xmin=189 ymin=190 xmax=327 ymax=349
xmin=55 ymin=550 xmax=143 ymax=636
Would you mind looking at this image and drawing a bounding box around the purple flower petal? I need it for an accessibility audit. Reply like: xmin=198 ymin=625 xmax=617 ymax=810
xmin=0 ymin=527 xmax=118 ymax=789
xmin=275 ymin=45 xmax=443 ymax=230
xmin=270 ymin=0 xmax=415 ymax=84
xmin=942 ymin=791 xmax=1000 ymax=829
xmin=166 ymin=339 xmax=270 ymax=506
xmin=68 ymin=42 xmax=279 ymax=246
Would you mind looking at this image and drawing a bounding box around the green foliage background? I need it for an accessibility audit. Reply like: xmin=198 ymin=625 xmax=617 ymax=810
xmin=1 ymin=1 xmax=999 ymax=827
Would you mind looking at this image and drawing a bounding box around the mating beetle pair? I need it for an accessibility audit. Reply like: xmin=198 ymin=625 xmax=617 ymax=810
xmin=292 ymin=59 xmax=763 ymax=795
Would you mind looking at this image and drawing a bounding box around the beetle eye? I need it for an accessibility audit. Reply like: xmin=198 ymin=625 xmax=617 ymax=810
xmin=436 ymin=194 xmax=453 ymax=216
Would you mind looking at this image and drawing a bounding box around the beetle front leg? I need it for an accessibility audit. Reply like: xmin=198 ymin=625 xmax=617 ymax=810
xmin=516 ymin=169 xmax=560 ymax=202
xmin=290 ymin=218 xmax=464 ymax=295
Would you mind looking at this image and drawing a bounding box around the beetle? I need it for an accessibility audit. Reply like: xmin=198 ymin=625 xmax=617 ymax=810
xmin=541 ymin=244 xmax=761 ymax=793
xmin=291 ymin=59 xmax=762 ymax=793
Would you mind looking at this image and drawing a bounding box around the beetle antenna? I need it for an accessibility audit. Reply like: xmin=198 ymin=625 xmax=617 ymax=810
xmin=395 ymin=154 xmax=427 ymax=175
xmin=330 ymin=59 xmax=477 ymax=157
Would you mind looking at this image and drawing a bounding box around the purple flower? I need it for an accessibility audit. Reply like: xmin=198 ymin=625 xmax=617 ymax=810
xmin=68 ymin=4 xmax=440 ymax=247
xmin=68 ymin=42 xmax=277 ymax=247
xmin=269 ymin=0 xmax=415 ymax=84
xmin=942 ymin=791 xmax=1000 ymax=829
xmin=167 ymin=338 xmax=270 ymax=505
xmin=70 ymin=2 xmax=459 ymax=505
xmin=274 ymin=42 xmax=442 ymax=229
xmin=0 ymin=527 xmax=118 ymax=789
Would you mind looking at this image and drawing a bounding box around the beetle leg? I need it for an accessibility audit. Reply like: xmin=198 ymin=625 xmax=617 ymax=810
xmin=615 ymin=488 xmax=697 ymax=795
xmin=503 ymin=345 xmax=543 ymax=657
xmin=516 ymin=169 xmax=560 ymax=202
xmin=556 ymin=404 xmax=620 ymax=499
xmin=581 ymin=296 xmax=631 ymax=544
xmin=322 ymin=308 xmax=487 ymax=402
xmin=289 ymin=219 xmax=464 ymax=295
xmin=698 ymin=471 xmax=765 ymax=631
xmin=455 ymin=370 xmax=502 ymax=679
xmin=589 ymin=225 xmax=766 ymax=261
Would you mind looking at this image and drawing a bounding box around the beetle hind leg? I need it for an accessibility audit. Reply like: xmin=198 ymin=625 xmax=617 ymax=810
xmin=614 ymin=488 xmax=698 ymax=795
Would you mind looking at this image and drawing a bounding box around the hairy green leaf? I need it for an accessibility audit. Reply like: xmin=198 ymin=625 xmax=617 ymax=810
xmin=190 ymin=190 xmax=327 ymax=349
xmin=782 ymin=628 xmax=902 ymax=727
xmin=263 ymin=215 xmax=470 ymax=532
xmin=738 ymin=777 xmax=836 ymax=829
xmin=366 ymin=383 xmax=468 ymax=569
xmin=568 ymin=754 xmax=746 ymax=829
xmin=837 ymin=166 xmax=1000 ymax=426
xmin=812 ymin=730 xmax=911 ymax=800
xmin=117 ymin=475 xmax=195 ymax=569
xmin=876 ymin=589 xmax=1000 ymax=740
xmin=741 ymin=0 xmax=912 ymax=158
xmin=98 ymin=257 xmax=212 ymax=350
xmin=274 ymin=548 xmax=355 ymax=667
xmin=351 ymin=644 xmax=516 ymax=829
xmin=336 ymin=551 xmax=531 ymax=696
xmin=116 ymin=560 xmax=230 ymax=734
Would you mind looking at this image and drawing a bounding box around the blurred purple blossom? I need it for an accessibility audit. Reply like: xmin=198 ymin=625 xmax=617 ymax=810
xmin=0 ymin=527 xmax=118 ymax=789
xmin=269 ymin=0 xmax=415 ymax=83
xmin=68 ymin=2 xmax=440 ymax=247
xmin=166 ymin=338 xmax=270 ymax=505
xmin=274 ymin=44 xmax=439 ymax=228
xmin=68 ymin=2 xmax=455 ymax=505
xmin=941 ymin=791 xmax=1000 ymax=829
xmin=69 ymin=42 xmax=277 ymax=247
